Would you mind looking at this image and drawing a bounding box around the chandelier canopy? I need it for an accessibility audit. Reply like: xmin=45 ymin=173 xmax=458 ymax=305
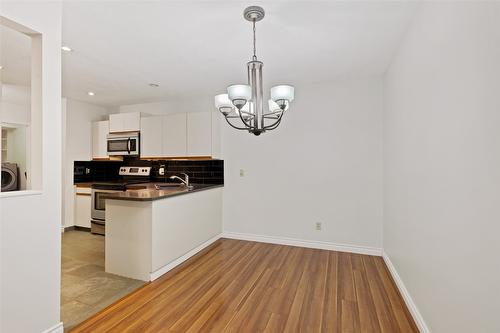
xmin=214 ymin=6 xmax=295 ymax=136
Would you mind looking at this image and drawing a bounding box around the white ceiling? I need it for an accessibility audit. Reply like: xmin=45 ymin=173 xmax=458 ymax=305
xmin=61 ymin=1 xmax=418 ymax=106
xmin=0 ymin=24 xmax=31 ymax=85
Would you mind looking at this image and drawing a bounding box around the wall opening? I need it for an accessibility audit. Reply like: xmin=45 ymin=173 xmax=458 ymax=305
xmin=0 ymin=16 xmax=42 ymax=194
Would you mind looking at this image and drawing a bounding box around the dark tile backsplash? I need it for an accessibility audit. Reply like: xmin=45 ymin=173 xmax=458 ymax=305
xmin=74 ymin=159 xmax=224 ymax=185
xmin=74 ymin=160 xmax=122 ymax=183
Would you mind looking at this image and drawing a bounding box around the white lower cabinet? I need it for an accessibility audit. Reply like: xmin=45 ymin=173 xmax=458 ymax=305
xmin=74 ymin=187 xmax=91 ymax=228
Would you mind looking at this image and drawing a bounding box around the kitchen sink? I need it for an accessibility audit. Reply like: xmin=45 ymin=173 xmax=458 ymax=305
xmin=154 ymin=183 xmax=188 ymax=190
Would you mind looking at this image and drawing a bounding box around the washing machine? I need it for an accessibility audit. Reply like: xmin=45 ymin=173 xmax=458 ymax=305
xmin=1 ymin=163 xmax=19 ymax=192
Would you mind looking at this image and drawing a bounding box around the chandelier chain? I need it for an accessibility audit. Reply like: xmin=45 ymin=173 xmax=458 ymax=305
xmin=252 ymin=20 xmax=257 ymax=61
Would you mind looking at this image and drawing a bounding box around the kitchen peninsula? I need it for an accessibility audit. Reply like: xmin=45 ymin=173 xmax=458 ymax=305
xmin=104 ymin=183 xmax=223 ymax=281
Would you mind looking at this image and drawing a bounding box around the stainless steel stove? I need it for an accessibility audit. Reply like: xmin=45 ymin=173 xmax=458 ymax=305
xmin=90 ymin=166 xmax=151 ymax=235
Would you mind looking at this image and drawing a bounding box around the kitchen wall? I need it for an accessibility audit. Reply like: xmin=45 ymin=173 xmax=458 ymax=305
xmin=0 ymin=2 xmax=63 ymax=333
xmin=384 ymin=2 xmax=500 ymax=332
xmin=62 ymin=98 xmax=112 ymax=227
xmin=0 ymin=84 xmax=30 ymax=124
xmin=222 ymin=78 xmax=384 ymax=250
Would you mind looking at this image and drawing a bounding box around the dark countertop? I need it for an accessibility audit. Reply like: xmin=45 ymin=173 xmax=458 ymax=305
xmin=74 ymin=182 xmax=93 ymax=188
xmin=102 ymin=183 xmax=223 ymax=201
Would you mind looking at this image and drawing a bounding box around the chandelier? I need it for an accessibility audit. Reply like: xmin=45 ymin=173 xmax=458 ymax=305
xmin=214 ymin=6 xmax=295 ymax=136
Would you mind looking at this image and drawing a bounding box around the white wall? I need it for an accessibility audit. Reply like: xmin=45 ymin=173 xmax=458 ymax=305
xmin=0 ymin=2 xmax=63 ymax=333
xmin=222 ymin=78 xmax=384 ymax=249
xmin=119 ymin=99 xmax=208 ymax=115
xmin=62 ymin=98 xmax=111 ymax=227
xmin=0 ymin=84 xmax=30 ymax=124
xmin=384 ymin=2 xmax=500 ymax=332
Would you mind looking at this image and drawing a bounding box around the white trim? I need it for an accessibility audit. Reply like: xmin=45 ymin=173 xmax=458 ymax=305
xmin=41 ymin=322 xmax=63 ymax=333
xmin=222 ymin=231 xmax=382 ymax=256
xmin=0 ymin=190 xmax=42 ymax=198
xmin=149 ymin=233 xmax=222 ymax=281
xmin=383 ymin=252 xmax=430 ymax=333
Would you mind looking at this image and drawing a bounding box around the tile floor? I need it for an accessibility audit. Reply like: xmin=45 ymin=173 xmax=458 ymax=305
xmin=61 ymin=230 xmax=145 ymax=331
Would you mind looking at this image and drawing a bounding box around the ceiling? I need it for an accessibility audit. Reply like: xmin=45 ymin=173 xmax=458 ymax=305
xmin=58 ymin=1 xmax=418 ymax=106
xmin=0 ymin=24 xmax=31 ymax=86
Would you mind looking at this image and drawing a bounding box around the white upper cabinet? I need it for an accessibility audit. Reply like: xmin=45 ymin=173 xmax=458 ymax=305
xmin=187 ymin=112 xmax=212 ymax=156
xmin=140 ymin=116 xmax=163 ymax=157
xmin=92 ymin=120 xmax=109 ymax=159
xmin=162 ymin=113 xmax=187 ymax=157
xmin=109 ymin=112 xmax=141 ymax=133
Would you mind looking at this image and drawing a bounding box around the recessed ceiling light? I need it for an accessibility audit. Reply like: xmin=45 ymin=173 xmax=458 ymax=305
xmin=149 ymin=83 xmax=160 ymax=87
xmin=87 ymin=91 xmax=95 ymax=96
xmin=61 ymin=46 xmax=73 ymax=52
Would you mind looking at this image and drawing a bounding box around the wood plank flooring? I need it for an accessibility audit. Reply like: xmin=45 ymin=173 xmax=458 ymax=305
xmin=70 ymin=239 xmax=418 ymax=333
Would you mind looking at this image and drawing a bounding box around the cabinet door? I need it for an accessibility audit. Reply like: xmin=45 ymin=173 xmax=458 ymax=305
xmin=92 ymin=120 xmax=109 ymax=159
xmin=109 ymin=113 xmax=124 ymax=133
xmin=122 ymin=112 xmax=141 ymax=132
xmin=162 ymin=113 xmax=187 ymax=157
xmin=140 ymin=116 xmax=163 ymax=157
xmin=187 ymin=112 xmax=212 ymax=156
xmin=74 ymin=190 xmax=91 ymax=228
xmin=109 ymin=112 xmax=140 ymax=133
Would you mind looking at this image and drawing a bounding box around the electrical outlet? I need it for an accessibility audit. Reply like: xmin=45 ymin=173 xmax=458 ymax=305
xmin=315 ymin=222 xmax=322 ymax=231
xmin=240 ymin=169 xmax=245 ymax=177
xmin=159 ymin=167 xmax=165 ymax=176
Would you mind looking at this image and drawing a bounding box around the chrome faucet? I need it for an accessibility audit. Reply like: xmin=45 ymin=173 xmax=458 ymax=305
xmin=170 ymin=173 xmax=193 ymax=189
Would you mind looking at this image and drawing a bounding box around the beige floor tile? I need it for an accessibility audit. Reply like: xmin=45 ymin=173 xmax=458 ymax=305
xmin=61 ymin=230 xmax=145 ymax=331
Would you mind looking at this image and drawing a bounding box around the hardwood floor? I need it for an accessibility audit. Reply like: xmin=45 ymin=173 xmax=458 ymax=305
xmin=70 ymin=239 xmax=418 ymax=333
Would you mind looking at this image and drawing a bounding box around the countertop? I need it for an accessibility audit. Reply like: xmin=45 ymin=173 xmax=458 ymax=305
xmin=74 ymin=182 xmax=93 ymax=188
xmin=102 ymin=183 xmax=223 ymax=201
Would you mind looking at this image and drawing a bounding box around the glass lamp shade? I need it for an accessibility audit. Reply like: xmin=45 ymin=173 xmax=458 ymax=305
xmin=233 ymin=102 xmax=250 ymax=115
xmin=214 ymin=94 xmax=233 ymax=109
xmin=270 ymin=85 xmax=295 ymax=102
xmin=268 ymin=99 xmax=288 ymax=112
xmin=214 ymin=94 xmax=234 ymax=115
xmin=227 ymin=84 xmax=252 ymax=107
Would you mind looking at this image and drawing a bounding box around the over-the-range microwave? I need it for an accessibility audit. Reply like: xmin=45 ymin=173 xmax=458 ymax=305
xmin=107 ymin=132 xmax=140 ymax=156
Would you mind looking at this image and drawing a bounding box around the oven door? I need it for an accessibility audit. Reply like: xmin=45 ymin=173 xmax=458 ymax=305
xmin=91 ymin=189 xmax=119 ymax=221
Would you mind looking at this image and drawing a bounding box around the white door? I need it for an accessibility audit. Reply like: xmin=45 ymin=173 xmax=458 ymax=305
xmin=140 ymin=116 xmax=163 ymax=157
xmin=162 ymin=113 xmax=187 ymax=157
xmin=187 ymin=112 xmax=212 ymax=156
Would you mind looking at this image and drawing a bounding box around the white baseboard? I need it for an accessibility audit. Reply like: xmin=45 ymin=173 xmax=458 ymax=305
xmin=222 ymin=231 xmax=382 ymax=256
xmin=383 ymin=252 xmax=430 ymax=333
xmin=149 ymin=233 xmax=222 ymax=281
xmin=41 ymin=322 xmax=63 ymax=333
